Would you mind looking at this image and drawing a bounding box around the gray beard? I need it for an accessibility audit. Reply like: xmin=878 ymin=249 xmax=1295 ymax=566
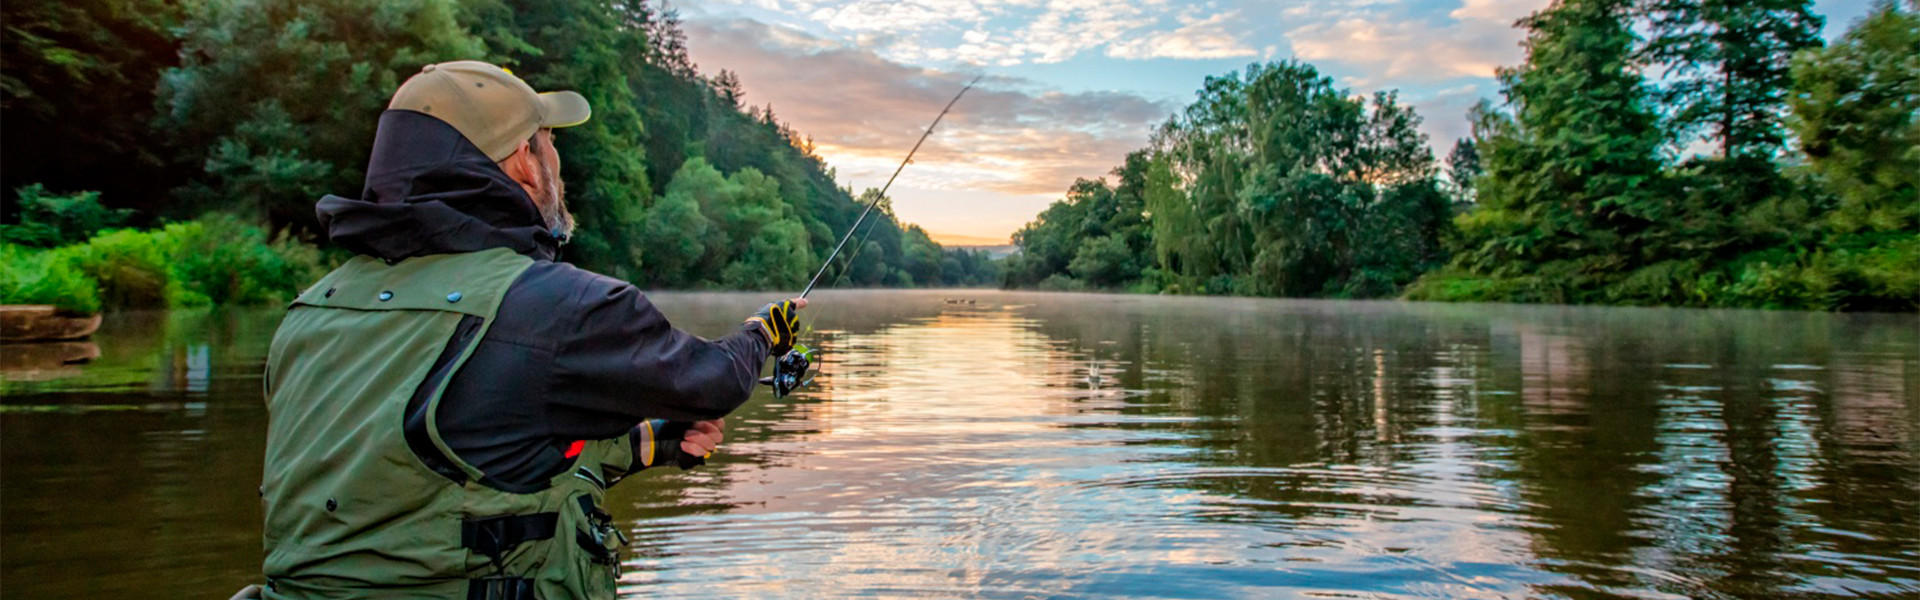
xmin=535 ymin=165 xmax=574 ymax=241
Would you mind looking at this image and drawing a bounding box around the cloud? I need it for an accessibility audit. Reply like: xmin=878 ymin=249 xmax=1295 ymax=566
xmin=1107 ymin=12 xmax=1259 ymax=60
xmin=1450 ymin=0 xmax=1543 ymax=23
xmin=1407 ymin=84 xmax=1487 ymax=149
xmin=686 ymin=0 xmax=1255 ymax=67
xmin=682 ymin=17 xmax=1174 ymax=197
xmin=1284 ymin=0 xmax=1546 ymax=84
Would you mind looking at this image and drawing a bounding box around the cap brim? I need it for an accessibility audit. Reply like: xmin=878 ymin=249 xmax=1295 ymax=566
xmin=538 ymin=91 xmax=591 ymax=128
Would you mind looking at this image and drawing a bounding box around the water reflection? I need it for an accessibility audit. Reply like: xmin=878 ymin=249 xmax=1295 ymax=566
xmin=2 ymin=293 xmax=1915 ymax=599
xmin=0 ymin=341 xmax=100 ymax=382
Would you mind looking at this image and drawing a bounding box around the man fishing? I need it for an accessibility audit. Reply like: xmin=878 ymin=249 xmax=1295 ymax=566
xmin=253 ymin=60 xmax=803 ymax=600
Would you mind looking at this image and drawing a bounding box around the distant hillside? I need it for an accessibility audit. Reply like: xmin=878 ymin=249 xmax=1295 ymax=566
xmin=950 ymin=245 xmax=1018 ymax=260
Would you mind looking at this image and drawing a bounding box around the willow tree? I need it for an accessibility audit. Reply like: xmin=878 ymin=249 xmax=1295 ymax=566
xmin=1154 ymin=61 xmax=1445 ymax=297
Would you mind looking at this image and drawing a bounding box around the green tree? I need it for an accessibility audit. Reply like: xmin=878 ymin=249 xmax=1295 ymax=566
xmin=1787 ymin=0 xmax=1919 ymax=234
xmin=1005 ymin=178 xmax=1120 ymax=288
xmin=1638 ymin=0 xmax=1825 ymax=274
xmin=1641 ymin=0 xmax=1823 ymax=158
xmin=638 ymin=174 xmax=711 ymax=288
xmin=159 ymin=0 xmax=489 ymax=232
xmin=1445 ymin=138 xmax=1483 ymax=206
xmin=1141 ymin=155 xmax=1193 ymax=292
xmin=1067 ymin=235 xmax=1137 ymax=287
xmin=1157 ymin=62 xmax=1444 ymax=297
xmin=720 ymin=219 xmax=813 ymax=290
xmin=481 ymin=0 xmax=655 ymax=278
xmin=1450 ymin=0 xmax=1666 ymax=301
xmin=1 ymin=0 xmax=183 ymax=217
xmin=0 ymin=185 xmax=133 ymax=247
xmin=1009 ymin=61 xmax=1445 ymax=298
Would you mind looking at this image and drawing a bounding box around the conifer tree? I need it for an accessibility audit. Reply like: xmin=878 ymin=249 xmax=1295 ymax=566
xmin=1641 ymin=0 xmax=1824 ymax=157
xmin=1445 ymin=139 xmax=1483 ymax=206
xmin=1455 ymin=0 xmax=1666 ymax=298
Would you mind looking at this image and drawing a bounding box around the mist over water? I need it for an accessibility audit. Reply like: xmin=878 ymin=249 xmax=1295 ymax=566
xmin=4 ymin=291 xmax=1916 ymax=599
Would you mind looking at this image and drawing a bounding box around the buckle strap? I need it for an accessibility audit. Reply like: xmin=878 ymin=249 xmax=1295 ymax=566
xmin=575 ymin=529 xmax=617 ymax=563
xmin=461 ymin=513 xmax=559 ymax=562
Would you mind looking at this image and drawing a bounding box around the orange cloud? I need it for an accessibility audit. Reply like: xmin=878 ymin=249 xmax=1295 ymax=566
xmin=683 ymin=17 xmax=1173 ymax=199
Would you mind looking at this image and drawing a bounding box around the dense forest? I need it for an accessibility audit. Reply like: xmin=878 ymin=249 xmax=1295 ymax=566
xmin=2 ymin=0 xmax=999 ymax=313
xmin=1003 ymin=0 xmax=1917 ymax=312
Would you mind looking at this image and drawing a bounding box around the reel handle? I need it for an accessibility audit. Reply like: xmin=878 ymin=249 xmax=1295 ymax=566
xmin=757 ymin=348 xmax=813 ymax=398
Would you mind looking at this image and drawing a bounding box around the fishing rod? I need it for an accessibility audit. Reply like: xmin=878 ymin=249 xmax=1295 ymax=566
xmin=760 ymin=76 xmax=982 ymax=397
xmin=800 ymin=76 xmax=981 ymax=299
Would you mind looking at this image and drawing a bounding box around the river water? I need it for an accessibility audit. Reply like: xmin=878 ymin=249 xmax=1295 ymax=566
xmin=2 ymin=290 xmax=1915 ymax=599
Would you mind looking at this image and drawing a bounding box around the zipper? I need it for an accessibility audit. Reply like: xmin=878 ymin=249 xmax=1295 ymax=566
xmin=573 ymin=466 xmax=608 ymax=491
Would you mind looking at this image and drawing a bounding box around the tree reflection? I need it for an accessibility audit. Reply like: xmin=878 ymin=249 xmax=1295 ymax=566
xmin=4 ymin=293 xmax=1914 ymax=599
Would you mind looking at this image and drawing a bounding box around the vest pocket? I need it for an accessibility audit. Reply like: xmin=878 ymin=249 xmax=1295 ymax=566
xmin=552 ymin=491 xmax=624 ymax=600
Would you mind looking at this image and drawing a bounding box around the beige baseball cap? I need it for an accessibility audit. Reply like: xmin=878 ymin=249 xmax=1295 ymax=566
xmin=388 ymin=60 xmax=591 ymax=161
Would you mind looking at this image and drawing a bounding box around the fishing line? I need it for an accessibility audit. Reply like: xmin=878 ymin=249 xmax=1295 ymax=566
xmin=799 ymin=75 xmax=982 ymax=299
xmin=826 ymin=207 xmax=883 ymax=289
xmin=761 ymin=76 xmax=982 ymax=398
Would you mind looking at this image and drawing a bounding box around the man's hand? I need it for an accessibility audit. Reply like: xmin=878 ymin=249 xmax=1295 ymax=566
xmin=678 ymin=418 xmax=725 ymax=459
xmin=746 ymin=298 xmax=808 ymax=356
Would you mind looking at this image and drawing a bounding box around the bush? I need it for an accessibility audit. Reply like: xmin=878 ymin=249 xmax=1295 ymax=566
xmin=1037 ymin=274 xmax=1088 ymax=291
xmin=59 ymin=228 xmax=173 ymax=309
xmin=1604 ymin=259 xmax=1710 ymax=306
xmin=1 ymin=214 xmax=332 ymax=313
xmin=0 ymin=185 xmax=134 ymax=247
xmin=1403 ymin=267 xmax=1580 ymax=304
xmin=0 ymin=244 xmax=102 ymax=314
xmin=1711 ymin=233 xmax=1920 ymax=312
xmin=166 ymin=214 xmax=330 ymax=307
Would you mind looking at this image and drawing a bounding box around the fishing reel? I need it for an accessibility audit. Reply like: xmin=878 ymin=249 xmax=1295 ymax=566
xmin=758 ymin=347 xmax=813 ymax=398
xmin=748 ymin=79 xmax=973 ymax=399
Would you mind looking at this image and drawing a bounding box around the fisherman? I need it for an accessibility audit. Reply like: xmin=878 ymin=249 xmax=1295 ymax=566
xmin=253 ymin=60 xmax=803 ymax=599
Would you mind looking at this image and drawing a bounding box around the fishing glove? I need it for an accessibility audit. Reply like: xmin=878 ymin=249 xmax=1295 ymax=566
xmin=746 ymin=300 xmax=801 ymax=357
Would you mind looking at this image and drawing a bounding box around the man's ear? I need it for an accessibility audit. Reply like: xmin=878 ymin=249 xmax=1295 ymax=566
xmin=499 ymin=140 xmax=540 ymax=188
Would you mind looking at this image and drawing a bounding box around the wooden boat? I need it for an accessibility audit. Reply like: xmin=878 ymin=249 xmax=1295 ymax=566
xmin=0 ymin=305 xmax=103 ymax=342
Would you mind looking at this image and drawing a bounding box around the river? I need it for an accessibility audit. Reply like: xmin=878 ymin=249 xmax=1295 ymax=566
xmin=2 ymin=290 xmax=1915 ymax=599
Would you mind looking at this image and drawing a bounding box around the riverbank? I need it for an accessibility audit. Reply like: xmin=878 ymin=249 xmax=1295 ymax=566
xmin=1006 ymin=235 xmax=1920 ymax=315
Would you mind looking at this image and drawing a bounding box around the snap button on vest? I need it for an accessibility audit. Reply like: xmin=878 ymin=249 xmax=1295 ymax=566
xmin=447 ymin=292 xmax=463 ymax=303
xmin=324 ymin=287 xmax=335 ymax=298
xmin=379 ymin=291 xmax=394 ymax=301
xmin=326 ymin=498 xmax=338 ymax=512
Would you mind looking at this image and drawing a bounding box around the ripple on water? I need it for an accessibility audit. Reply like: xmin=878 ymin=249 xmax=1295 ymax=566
xmin=6 ymin=295 xmax=1915 ymax=600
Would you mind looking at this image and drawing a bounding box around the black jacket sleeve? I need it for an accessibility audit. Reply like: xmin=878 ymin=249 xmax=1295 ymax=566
xmin=546 ymin=275 xmax=770 ymax=429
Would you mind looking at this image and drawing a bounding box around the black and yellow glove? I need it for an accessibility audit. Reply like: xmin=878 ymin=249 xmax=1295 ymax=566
xmin=746 ymin=300 xmax=801 ymax=357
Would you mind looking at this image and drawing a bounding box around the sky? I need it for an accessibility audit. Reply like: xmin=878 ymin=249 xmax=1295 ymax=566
xmin=675 ymin=0 xmax=1874 ymax=246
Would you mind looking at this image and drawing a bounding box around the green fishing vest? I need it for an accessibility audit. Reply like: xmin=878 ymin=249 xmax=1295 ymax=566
xmin=262 ymin=248 xmax=632 ymax=600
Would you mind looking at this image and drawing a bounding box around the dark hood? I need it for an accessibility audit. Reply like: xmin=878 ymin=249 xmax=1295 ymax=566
xmin=318 ymin=110 xmax=559 ymax=261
